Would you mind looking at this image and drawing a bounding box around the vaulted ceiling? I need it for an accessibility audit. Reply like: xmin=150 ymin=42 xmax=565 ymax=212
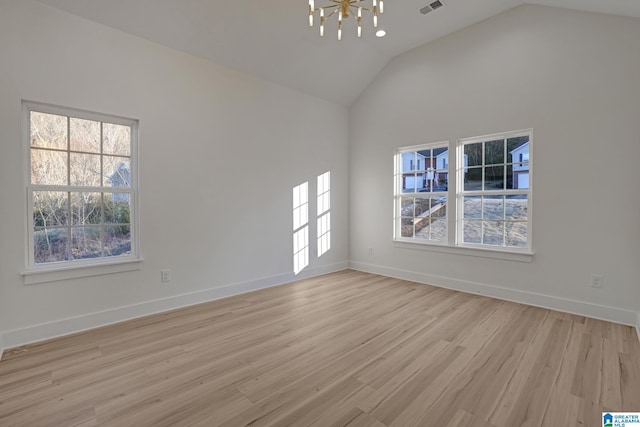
xmin=35 ymin=0 xmax=640 ymax=105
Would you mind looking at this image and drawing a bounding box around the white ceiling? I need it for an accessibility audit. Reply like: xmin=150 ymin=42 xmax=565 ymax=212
xmin=35 ymin=0 xmax=640 ymax=106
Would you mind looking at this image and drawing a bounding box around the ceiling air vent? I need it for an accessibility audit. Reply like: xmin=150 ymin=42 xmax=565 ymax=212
xmin=420 ymin=0 xmax=444 ymax=15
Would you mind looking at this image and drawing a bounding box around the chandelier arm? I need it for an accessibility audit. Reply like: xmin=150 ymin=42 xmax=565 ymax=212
xmin=321 ymin=5 xmax=340 ymax=10
xmin=323 ymin=9 xmax=339 ymax=19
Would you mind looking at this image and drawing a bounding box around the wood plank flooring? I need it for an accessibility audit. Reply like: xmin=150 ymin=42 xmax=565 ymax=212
xmin=0 ymin=270 xmax=639 ymax=427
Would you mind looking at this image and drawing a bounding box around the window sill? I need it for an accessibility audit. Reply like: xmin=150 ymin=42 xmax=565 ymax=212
xmin=393 ymin=240 xmax=534 ymax=262
xmin=21 ymin=258 xmax=143 ymax=285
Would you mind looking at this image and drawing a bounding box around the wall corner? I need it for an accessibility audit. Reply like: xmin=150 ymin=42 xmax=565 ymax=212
xmin=0 ymin=332 xmax=5 ymax=362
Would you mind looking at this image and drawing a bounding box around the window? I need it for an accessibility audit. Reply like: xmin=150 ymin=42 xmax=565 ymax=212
xmin=317 ymin=171 xmax=331 ymax=257
xmin=394 ymin=129 xmax=532 ymax=253
xmin=459 ymin=130 xmax=531 ymax=249
xmin=293 ymin=181 xmax=309 ymax=274
xmin=394 ymin=142 xmax=449 ymax=243
xmin=25 ymin=102 xmax=139 ymax=269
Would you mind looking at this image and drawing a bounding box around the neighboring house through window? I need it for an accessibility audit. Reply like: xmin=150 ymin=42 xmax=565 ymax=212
xmin=395 ymin=143 xmax=449 ymax=242
xmin=459 ymin=131 xmax=531 ymax=249
xmin=394 ymin=129 xmax=532 ymax=252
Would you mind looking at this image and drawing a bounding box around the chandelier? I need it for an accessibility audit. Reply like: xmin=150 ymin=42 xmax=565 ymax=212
xmin=308 ymin=0 xmax=384 ymax=40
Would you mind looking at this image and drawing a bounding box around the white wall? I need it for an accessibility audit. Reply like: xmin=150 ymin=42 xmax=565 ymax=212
xmin=637 ymin=294 xmax=640 ymax=340
xmin=0 ymin=0 xmax=349 ymax=347
xmin=350 ymin=5 xmax=640 ymax=324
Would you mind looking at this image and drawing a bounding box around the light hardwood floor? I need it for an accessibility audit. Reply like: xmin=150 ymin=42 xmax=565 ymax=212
xmin=1 ymin=270 xmax=639 ymax=427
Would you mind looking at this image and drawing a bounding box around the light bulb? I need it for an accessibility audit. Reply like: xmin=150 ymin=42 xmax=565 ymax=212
xmin=380 ymin=0 xmax=384 ymax=13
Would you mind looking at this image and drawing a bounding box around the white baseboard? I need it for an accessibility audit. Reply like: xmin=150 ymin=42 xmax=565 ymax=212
xmin=350 ymin=261 xmax=637 ymax=326
xmin=0 ymin=333 xmax=4 ymax=362
xmin=2 ymin=262 xmax=349 ymax=349
xmin=636 ymin=311 xmax=640 ymax=343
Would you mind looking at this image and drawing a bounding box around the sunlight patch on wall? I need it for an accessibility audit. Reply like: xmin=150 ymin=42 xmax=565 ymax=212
xmin=293 ymin=182 xmax=309 ymax=274
xmin=317 ymin=171 xmax=331 ymax=257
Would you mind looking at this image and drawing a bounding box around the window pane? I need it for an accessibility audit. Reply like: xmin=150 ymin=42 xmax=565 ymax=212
xmin=433 ymin=169 xmax=448 ymax=191
xmin=485 ymin=139 xmax=504 ymax=165
xmin=433 ymin=147 xmax=448 ymax=170
xmin=105 ymin=192 xmax=131 ymax=224
xmin=463 ymin=196 xmax=481 ymax=219
xmin=482 ymin=195 xmax=504 ymax=220
xmin=463 ymin=220 xmax=481 ymax=244
xmin=464 ymin=167 xmax=482 ymax=191
xmin=400 ymin=197 xmax=415 ymax=217
xmin=482 ymin=221 xmax=504 ymax=246
xmin=401 ymin=218 xmax=414 ymax=238
xmin=34 ymin=227 xmax=69 ymax=263
xmin=415 ymin=196 xmax=446 ymax=242
xmin=70 ymin=153 xmax=101 ymax=186
xmin=506 ymin=222 xmax=528 ymax=248
xmin=33 ymin=191 xmax=68 ymax=227
xmin=103 ymin=123 xmax=131 ymax=156
xmin=71 ymin=192 xmax=102 ymax=225
xmin=71 ymin=226 xmax=102 ymax=260
xmin=31 ymin=148 xmax=68 ymax=185
xmin=505 ymin=164 xmax=514 ymax=190
xmin=402 ymin=152 xmax=416 ymax=173
xmin=510 ymin=168 xmax=529 ymax=189
xmin=105 ymin=225 xmax=131 ymax=257
xmin=414 ymin=196 xmax=430 ymax=217
xmin=30 ymin=112 xmax=67 ymax=150
xmin=403 ymin=173 xmax=418 ymax=193
xmin=422 ymin=165 xmax=446 ymax=193
xmin=70 ymin=118 xmax=100 ymax=153
xmin=484 ymin=165 xmax=504 ymax=190
xmin=507 ymin=136 xmax=529 ymax=160
xmin=464 ymin=143 xmax=482 ymax=167
xmin=506 ymin=195 xmax=528 ymax=221
xmin=104 ymin=157 xmax=131 ymax=188
xmin=414 ymin=150 xmax=428 ymax=171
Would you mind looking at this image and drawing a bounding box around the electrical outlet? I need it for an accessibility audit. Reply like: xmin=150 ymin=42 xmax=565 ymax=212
xmin=589 ymin=273 xmax=603 ymax=288
xmin=368 ymin=247 xmax=373 ymax=256
xmin=161 ymin=270 xmax=171 ymax=283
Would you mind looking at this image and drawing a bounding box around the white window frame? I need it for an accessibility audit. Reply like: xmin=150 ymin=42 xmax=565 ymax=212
xmin=21 ymin=101 xmax=142 ymax=284
xmin=393 ymin=129 xmax=533 ymax=261
xmin=456 ymin=129 xmax=533 ymax=253
xmin=394 ymin=141 xmax=450 ymax=245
